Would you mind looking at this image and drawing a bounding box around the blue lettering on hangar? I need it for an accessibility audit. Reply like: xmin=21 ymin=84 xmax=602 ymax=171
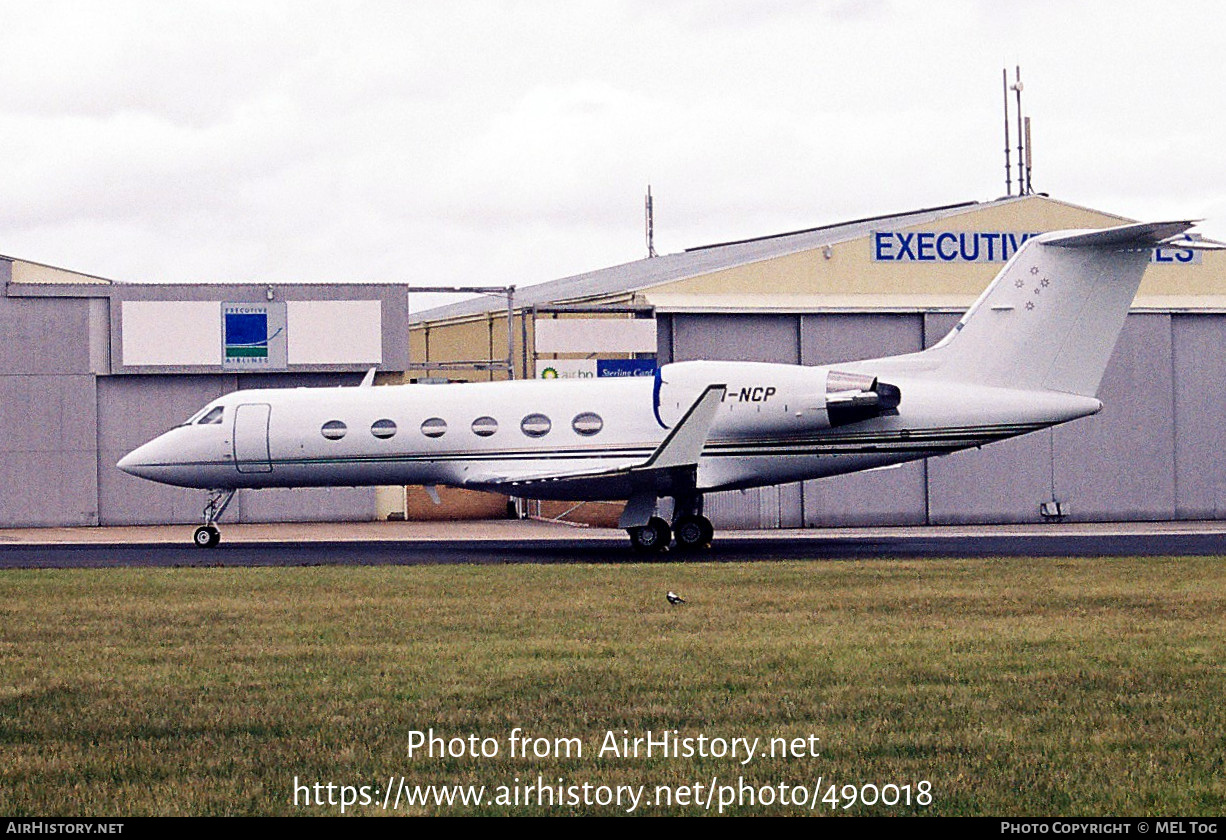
xmin=872 ymin=231 xmax=1198 ymax=264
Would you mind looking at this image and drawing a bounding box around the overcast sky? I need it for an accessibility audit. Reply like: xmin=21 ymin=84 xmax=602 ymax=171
xmin=2 ymin=0 xmax=1224 ymax=296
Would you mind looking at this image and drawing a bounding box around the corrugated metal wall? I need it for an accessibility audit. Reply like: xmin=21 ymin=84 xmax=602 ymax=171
xmin=96 ymin=373 xmax=376 ymax=526
xmin=664 ymin=310 xmax=1226 ymax=529
xmin=1173 ymin=315 xmax=1226 ymax=518
xmin=801 ymin=313 xmax=928 ymax=527
xmin=0 ymin=290 xmax=99 ymax=527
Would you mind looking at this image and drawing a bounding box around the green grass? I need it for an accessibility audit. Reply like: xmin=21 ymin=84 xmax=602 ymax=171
xmin=1 ymin=557 xmax=1224 ymax=815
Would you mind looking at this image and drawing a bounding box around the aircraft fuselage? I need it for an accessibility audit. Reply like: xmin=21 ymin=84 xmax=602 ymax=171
xmin=118 ymin=359 xmax=1100 ymax=499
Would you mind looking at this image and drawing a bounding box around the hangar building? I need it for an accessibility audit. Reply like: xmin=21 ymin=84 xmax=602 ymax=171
xmin=0 ymin=257 xmax=409 ymax=528
xmin=410 ymin=195 xmax=1226 ymax=529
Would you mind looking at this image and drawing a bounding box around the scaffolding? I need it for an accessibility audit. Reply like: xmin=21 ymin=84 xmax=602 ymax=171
xmin=407 ymin=285 xmax=517 ymax=379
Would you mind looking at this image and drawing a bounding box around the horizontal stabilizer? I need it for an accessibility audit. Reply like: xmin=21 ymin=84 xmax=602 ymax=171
xmin=1042 ymin=220 xmax=1196 ymax=248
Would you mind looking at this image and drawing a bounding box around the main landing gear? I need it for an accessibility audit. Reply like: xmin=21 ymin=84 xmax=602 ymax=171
xmin=193 ymin=488 xmax=235 ymax=548
xmin=626 ymin=495 xmax=714 ymax=554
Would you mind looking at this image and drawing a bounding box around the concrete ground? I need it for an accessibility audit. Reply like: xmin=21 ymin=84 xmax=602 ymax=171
xmin=3 ymin=517 xmax=1226 ymax=545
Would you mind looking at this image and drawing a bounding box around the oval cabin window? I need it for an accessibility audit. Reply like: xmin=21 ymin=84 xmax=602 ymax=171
xmin=371 ymin=419 xmax=397 ymax=439
xmin=321 ymin=420 xmax=347 ymax=440
xmin=421 ymin=418 xmax=447 ymax=438
xmin=572 ymin=412 xmax=604 ymax=436
xmin=520 ymin=413 xmax=552 ymax=438
xmin=471 ymin=416 xmax=499 ymax=437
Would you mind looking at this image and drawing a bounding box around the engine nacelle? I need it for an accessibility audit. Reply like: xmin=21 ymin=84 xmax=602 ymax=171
xmin=653 ymin=361 xmax=901 ymax=434
xmin=824 ymin=370 xmax=902 ymax=427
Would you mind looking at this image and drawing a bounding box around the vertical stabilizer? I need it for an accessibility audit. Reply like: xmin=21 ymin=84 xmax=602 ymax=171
xmin=925 ymin=221 xmax=1195 ymax=397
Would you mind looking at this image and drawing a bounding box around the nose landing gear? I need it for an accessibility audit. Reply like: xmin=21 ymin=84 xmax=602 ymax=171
xmin=193 ymin=525 xmax=221 ymax=548
xmin=193 ymin=488 xmax=235 ymax=548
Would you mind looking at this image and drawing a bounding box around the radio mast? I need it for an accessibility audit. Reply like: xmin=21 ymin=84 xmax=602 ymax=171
xmin=645 ymin=185 xmax=658 ymax=258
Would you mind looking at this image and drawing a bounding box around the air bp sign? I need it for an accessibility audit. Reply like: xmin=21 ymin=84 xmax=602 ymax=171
xmin=221 ymin=302 xmax=287 ymax=370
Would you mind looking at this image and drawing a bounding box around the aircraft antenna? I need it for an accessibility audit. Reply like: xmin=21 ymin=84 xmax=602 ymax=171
xmin=645 ymin=185 xmax=658 ymax=258
xmin=1002 ymin=68 xmax=1012 ymax=196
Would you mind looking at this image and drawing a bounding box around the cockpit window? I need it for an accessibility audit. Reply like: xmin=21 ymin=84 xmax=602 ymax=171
xmin=198 ymin=406 xmax=225 ymax=425
xmin=177 ymin=405 xmax=218 ymax=428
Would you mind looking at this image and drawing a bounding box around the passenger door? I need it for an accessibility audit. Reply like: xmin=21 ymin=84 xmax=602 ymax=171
xmin=233 ymin=403 xmax=273 ymax=473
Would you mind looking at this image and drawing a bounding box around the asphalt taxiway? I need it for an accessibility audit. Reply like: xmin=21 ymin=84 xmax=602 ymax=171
xmin=1 ymin=519 xmax=1224 ymax=569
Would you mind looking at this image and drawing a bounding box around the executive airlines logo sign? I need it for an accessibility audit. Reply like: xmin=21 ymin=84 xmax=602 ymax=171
xmin=871 ymin=230 xmax=1200 ymax=264
xmin=221 ymin=302 xmax=287 ymax=370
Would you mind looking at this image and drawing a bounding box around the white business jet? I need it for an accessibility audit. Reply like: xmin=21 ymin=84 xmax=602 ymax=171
xmin=119 ymin=220 xmax=1212 ymax=551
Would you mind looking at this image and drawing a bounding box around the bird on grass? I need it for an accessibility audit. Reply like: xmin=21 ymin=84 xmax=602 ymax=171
xmin=666 ymin=591 xmax=685 ymax=605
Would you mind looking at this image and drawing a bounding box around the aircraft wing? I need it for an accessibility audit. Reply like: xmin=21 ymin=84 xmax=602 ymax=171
xmin=461 ymin=384 xmax=727 ymax=500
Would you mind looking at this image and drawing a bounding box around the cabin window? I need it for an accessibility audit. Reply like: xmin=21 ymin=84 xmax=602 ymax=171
xmin=421 ymin=418 xmax=447 ymax=438
xmin=321 ymin=420 xmax=347 ymax=440
xmin=572 ymin=412 xmax=603 ymax=436
xmin=198 ymin=406 xmax=225 ymax=425
xmin=471 ymin=416 xmax=498 ymax=437
xmin=371 ymin=419 xmax=397 ymax=439
xmin=520 ymin=413 xmax=551 ymax=438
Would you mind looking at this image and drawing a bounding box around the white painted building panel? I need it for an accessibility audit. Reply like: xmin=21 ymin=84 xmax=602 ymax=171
xmin=534 ymin=318 xmax=657 ymax=353
xmin=121 ymin=301 xmax=220 ymax=366
xmin=287 ymin=300 xmax=383 ymax=364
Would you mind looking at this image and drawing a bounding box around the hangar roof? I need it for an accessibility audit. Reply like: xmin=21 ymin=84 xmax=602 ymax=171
xmin=411 ymin=195 xmax=1103 ymax=325
xmin=1 ymin=255 xmax=115 ymax=286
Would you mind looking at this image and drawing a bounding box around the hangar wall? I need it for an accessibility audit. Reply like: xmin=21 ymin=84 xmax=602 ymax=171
xmin=0 ymin=264 xmax=100 ymax=526
xmin=95 ymin=373 xmax=378 ymax=526
xmin=10 ymin=195 xmax=1223 ymax=531
xmin=1 ymin=263 xmax=409 ymax=528
xmin=662 ymin=308 xmax=1226 ymax=527
xmin=408 ymin=195 xmax=1226 ymax=531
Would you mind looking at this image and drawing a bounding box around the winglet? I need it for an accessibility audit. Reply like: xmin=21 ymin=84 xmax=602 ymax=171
xmin=359 ymin=367 xmax=377 ymax=388
xmin=639 ymin=384 xmax=726 ymax=471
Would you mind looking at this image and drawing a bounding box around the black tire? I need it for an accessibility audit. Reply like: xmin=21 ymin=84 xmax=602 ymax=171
xmin=193 ymin=525 xmax=220 ymax=548
xmin=628 ymin=517 xmax=671 ymax=553
xmin=674 ymin=514 xmax=714 ymax=550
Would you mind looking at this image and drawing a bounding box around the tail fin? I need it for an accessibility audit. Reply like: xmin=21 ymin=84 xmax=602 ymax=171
xmin=926 ymin=220 xmax=1199 ymax=396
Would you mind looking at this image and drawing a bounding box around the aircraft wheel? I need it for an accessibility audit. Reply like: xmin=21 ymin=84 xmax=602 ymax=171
xmin=628 ymin=517 xmax=671 ymax=554
xmin=193 ymin=525 xmax=221 ymax=548
xmin=674 ymin=514 xmax=714 ymax=551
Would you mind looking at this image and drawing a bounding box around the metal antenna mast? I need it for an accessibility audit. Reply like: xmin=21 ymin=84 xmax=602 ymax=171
xmin=1024 ymin=115 xmax=1033 ymax=195
xmin=645 ymin=185 xmax=657 ymax=258
xmin=1012 ymin=66 xmax=1026 ymax=195
xmin=1003 ymin=68 xmax=1012 ymax=196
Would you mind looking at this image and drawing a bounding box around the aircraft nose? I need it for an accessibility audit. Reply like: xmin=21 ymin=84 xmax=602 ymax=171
xmin=117 ymin=441 xmax=157 ymax=478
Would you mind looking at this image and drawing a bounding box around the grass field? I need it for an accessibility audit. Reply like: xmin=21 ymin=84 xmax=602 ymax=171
xmin=1 ymin=556 xmax=1223 ymax=816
